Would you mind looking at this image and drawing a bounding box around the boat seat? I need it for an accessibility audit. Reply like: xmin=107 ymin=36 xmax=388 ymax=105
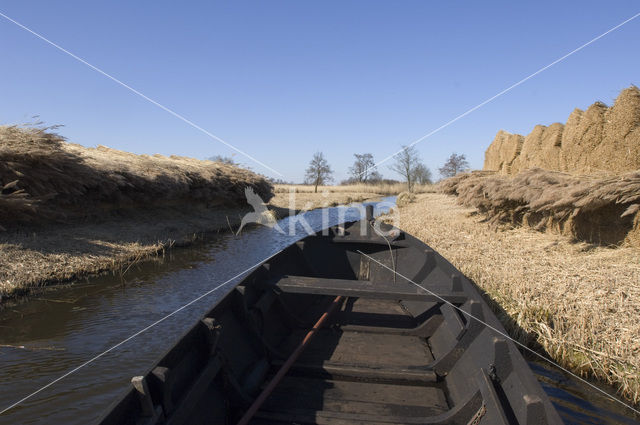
xmin=334 ymin=298 xmax=443 ymax=337
xmin=270 ymin=275 xmax=467 ymax=303
xmin=275 ymin=360 xmax=439 ymax=384
xmin=335 ymin=298 xmax=417 ymax=328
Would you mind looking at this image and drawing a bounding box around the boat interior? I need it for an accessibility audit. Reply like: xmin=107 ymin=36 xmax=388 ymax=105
xmin=99 ymin=219 xmax=560 ymax=425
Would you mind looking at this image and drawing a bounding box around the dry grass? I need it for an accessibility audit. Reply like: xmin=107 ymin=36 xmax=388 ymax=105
xmin=269 ymin=191 xmax=379 ymax=212
xmin=0 ymin=125 xmax=273 ymax=229
xmin=274 ymin=182 xmax=434 ymax=196
xmin=391 ymin=193 xmax=640 ymax=405
xmin=0 ymin=205 xmax=252 ymax=302
xmin=439 ymin=169 xmax=640 ymax=247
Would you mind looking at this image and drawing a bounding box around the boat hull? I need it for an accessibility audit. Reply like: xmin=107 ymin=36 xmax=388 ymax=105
xmin=97 ymin=218 xmax=563 ymax=424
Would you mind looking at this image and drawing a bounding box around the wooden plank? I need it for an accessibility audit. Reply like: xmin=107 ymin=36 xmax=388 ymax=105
xmin=277 ymin=361 xmax=438 ymax=384
xmin=258 ymin=376 xmax=447 ymax=421
xmin=272 ymin=275 xmax=466 ymax=303
xmin=165 ymin=356 xmax=223 ymax=425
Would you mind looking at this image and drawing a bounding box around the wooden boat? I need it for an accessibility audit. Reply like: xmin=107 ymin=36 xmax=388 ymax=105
xmin=98 ymin=207 xmax=562 ymax=425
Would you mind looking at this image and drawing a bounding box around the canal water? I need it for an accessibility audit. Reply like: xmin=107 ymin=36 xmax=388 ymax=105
xmin=0 ymin=197 xmax=638 ymax=424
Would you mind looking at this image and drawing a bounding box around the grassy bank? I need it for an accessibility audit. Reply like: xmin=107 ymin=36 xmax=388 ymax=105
xmin=0 ymin=205 xmax=256 ymax=302
xmin=391 ymin=193 xmax=640 ymax=405
xmin=0 ymin=125 xmax=276 ymax=303
xmin=0 ymin=125 xmax=273 ymax=229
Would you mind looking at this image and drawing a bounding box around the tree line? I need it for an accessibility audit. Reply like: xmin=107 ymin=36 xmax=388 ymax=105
xmin=304 ymin=148 xmax=469 ymax=192
xmin=209 ymin=150 xmax=470 ymax=193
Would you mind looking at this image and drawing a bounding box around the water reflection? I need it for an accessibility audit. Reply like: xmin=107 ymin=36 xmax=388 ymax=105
xmin=530 ymin=362 xmax=639 ymax=424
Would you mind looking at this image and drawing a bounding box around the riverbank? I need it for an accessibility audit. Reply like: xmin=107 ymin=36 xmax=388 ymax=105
xmin=0 ymin=184 xmax=390 ymax=304
xmin=0 ymin=124 xmax=277 ymax=303
xmin=0 ymin=206 xmax=248 ymax=302
xmin=391 ymin=193 xmax=640 ymax=405
xmin=0 ymin=125 xmax=274 ymax=230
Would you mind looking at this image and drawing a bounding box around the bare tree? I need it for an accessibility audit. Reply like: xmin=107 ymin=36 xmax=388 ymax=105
xmin=412 ymin=163 xmax=432 ymax=185
xmin=349 ymin=153 xmax=382 ymax=183
xmin=389 ymin=145 xmax=422 ymax=191
xmin=438 ymin=153 xmax=470 ymax=178
xmin=305 ymin=152 xmax=333 ymax=193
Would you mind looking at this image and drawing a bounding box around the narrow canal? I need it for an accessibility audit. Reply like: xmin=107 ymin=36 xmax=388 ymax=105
xmin=0 ymin=198 xmax=637 ymax=424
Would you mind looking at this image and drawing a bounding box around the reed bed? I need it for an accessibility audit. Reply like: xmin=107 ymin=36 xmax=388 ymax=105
xmin=392 ymin=193 xmax=640 ymax=405
xmin=439 ymin=168 xmax=640 ymax=247
xmin=0 ymin=125 xmax=273 ymax=229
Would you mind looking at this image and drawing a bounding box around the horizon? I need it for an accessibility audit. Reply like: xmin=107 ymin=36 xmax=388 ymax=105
xmin=1 ymin=1 xmax=639 ymax=182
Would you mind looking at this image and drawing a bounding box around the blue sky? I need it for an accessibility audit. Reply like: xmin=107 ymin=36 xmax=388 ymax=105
xmin=1 ymin=1 xmax=638 ymax=182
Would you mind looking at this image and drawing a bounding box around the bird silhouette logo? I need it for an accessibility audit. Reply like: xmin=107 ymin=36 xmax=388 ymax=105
xmin=236 ymin=187 xmax=283 ymax=235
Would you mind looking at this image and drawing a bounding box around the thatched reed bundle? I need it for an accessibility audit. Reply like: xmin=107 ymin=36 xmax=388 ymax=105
xmin=484 ymin=86 xmax=640 ymax=175
xmin=440 ymin=169 xmax=640 ymax=247
xmin=0 ymin=125 xmax=273 ymax=229
xmin=482 ymin=130 xmax=524 ymax=174
xmin=511 ymin=123 xmax=564 ymax=173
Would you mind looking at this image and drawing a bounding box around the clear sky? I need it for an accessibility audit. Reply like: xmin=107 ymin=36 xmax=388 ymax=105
xmin=1 ymin=1 xmax=638 ymax=182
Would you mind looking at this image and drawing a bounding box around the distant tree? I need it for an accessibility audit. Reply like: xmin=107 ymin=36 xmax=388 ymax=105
xmin=389 ymin=145 xmax=423 ymax=191
xmin=305 ymin=152 xmax=333 ymax=193
xmin=208 ymin=155 xmax=236 ymax=165
xmin=412 ymin=163 xmax=432 ymax=185
xmin=438 ymin=153 xmax=469 ymax=178
xmin=349 ymin=153 xmax=382 ymax=183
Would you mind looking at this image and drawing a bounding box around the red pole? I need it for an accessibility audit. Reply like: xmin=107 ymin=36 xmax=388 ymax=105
xmin=237 ymin=295 xmax=344 ymax=425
